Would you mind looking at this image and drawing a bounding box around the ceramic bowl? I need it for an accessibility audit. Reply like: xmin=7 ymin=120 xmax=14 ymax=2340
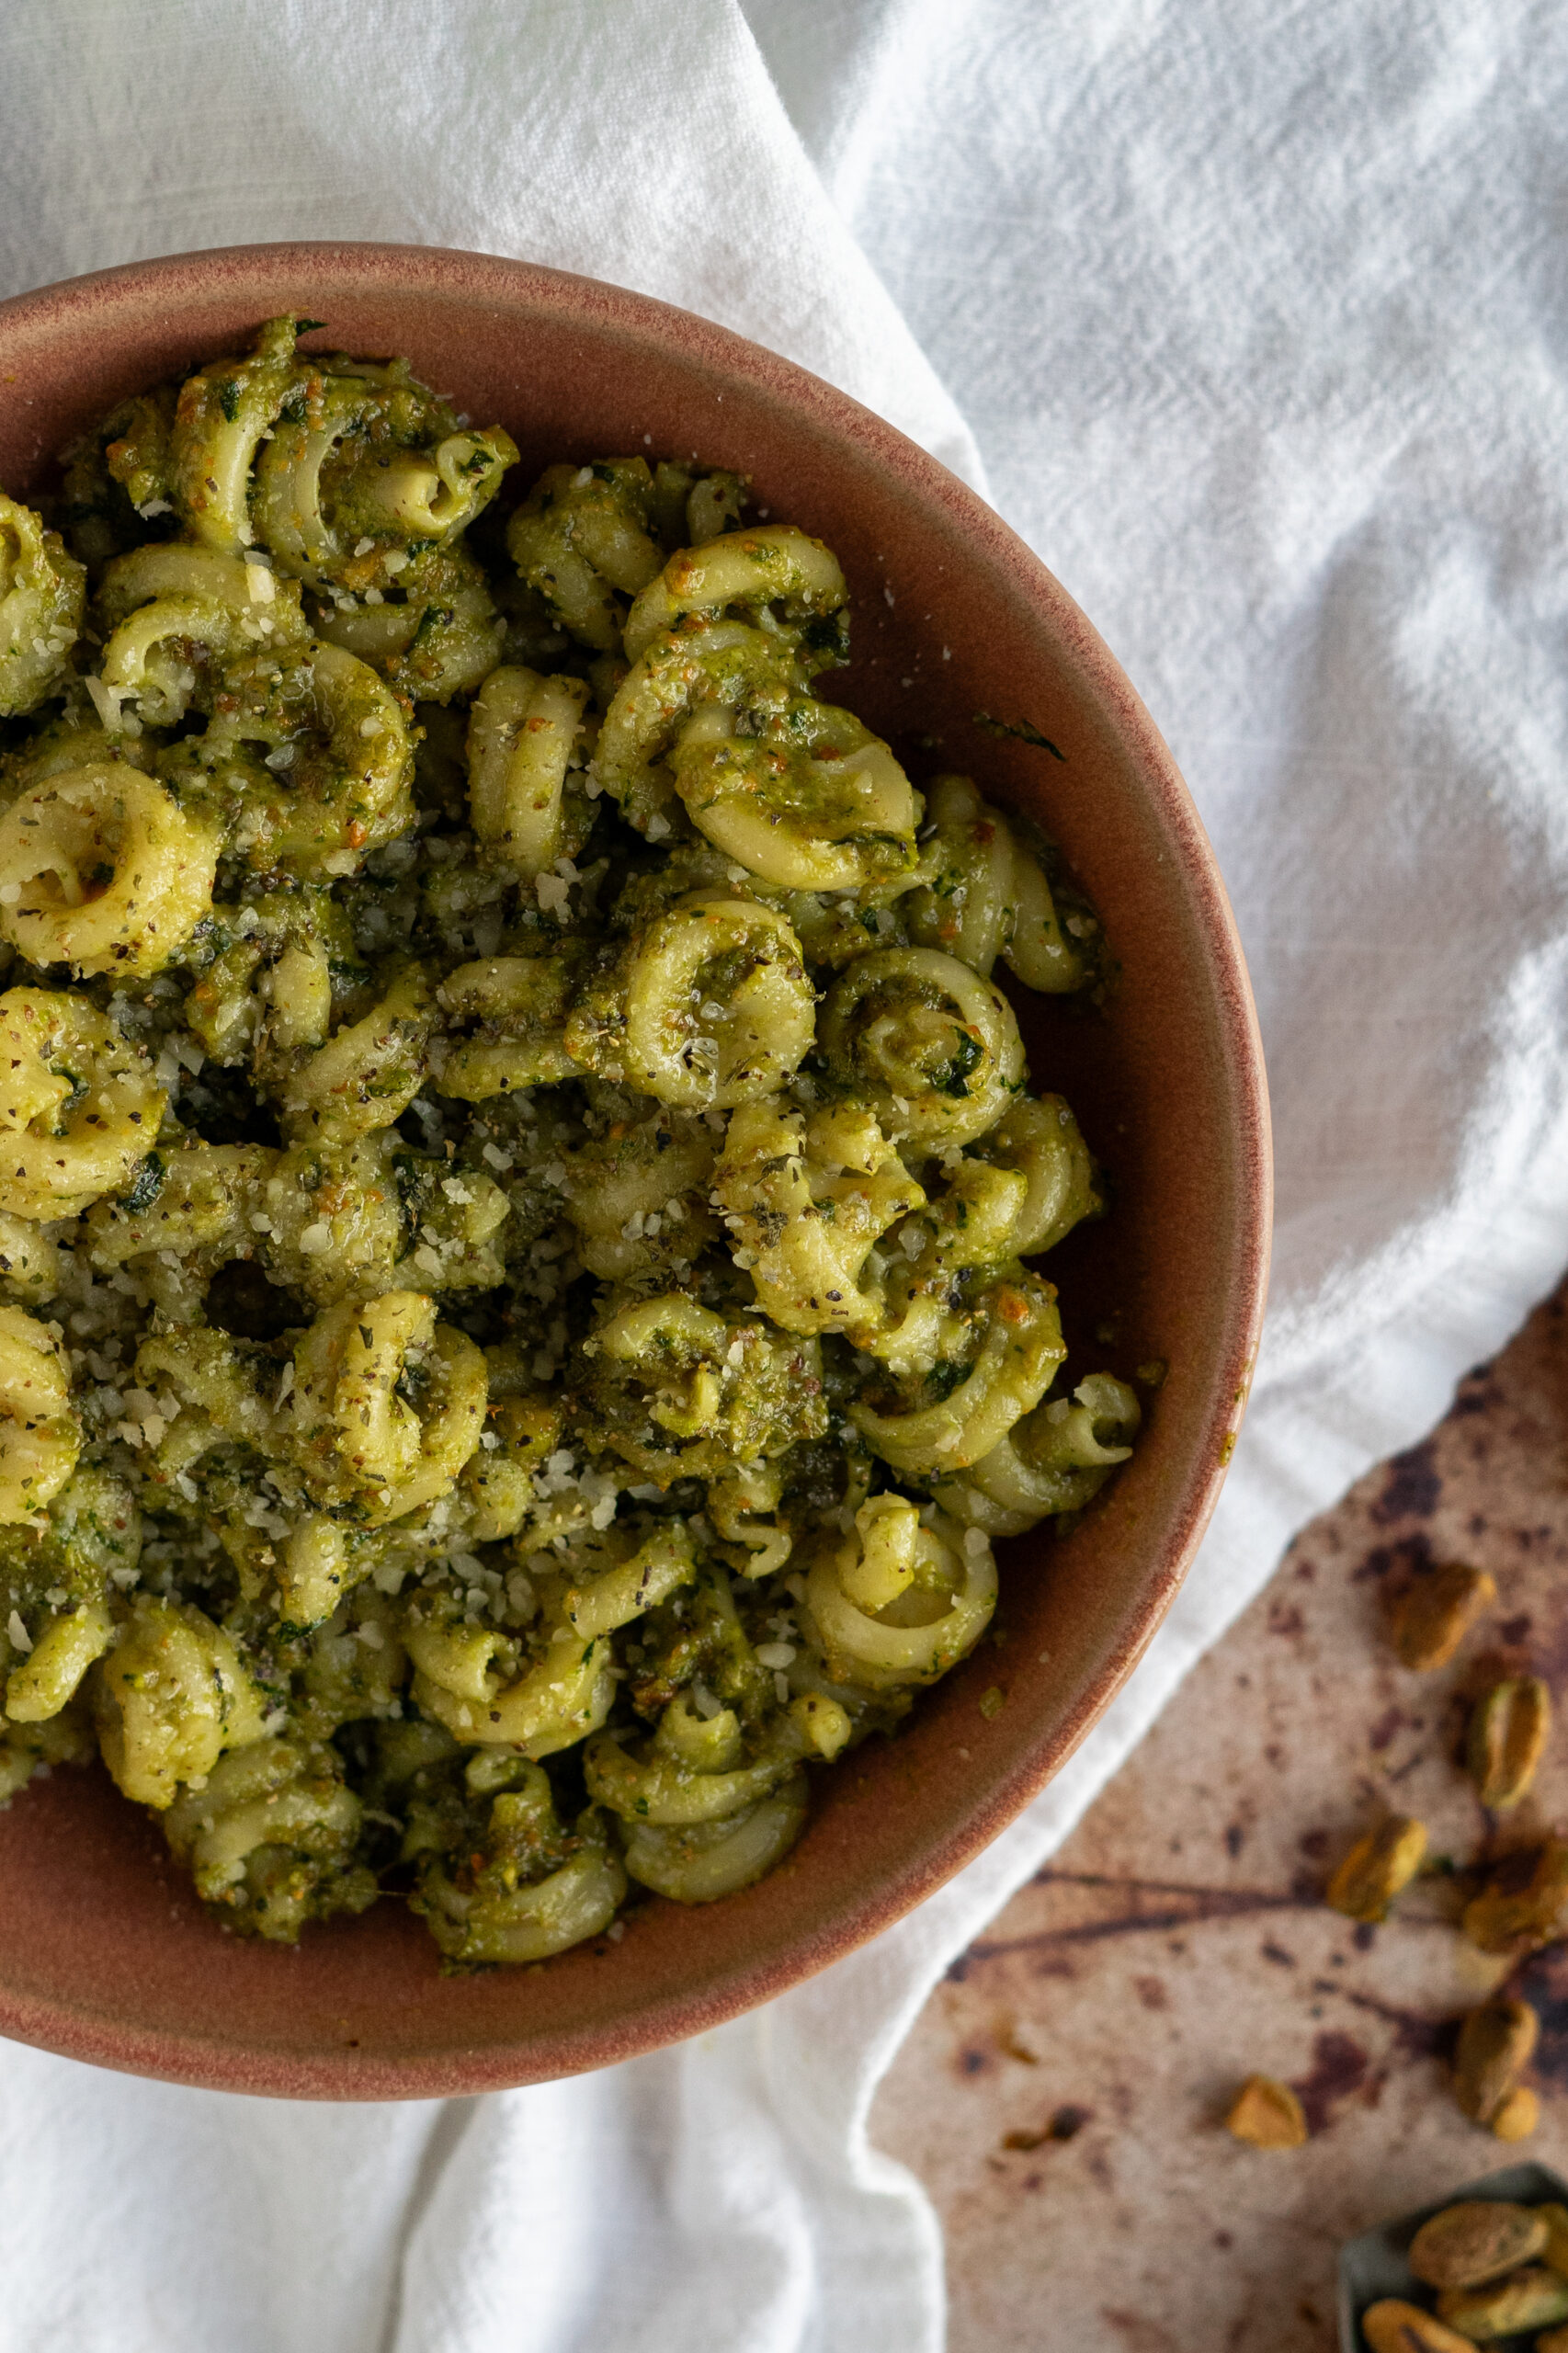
xmin=0 ymin=243 xmax=1269 ymax=2097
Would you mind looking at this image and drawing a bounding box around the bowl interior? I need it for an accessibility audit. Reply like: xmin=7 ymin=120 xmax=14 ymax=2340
xmin=0 ymin=244 xmax=1269 ymax=2097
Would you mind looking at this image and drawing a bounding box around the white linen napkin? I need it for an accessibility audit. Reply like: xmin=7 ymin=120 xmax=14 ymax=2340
xmin=4 ymin=4 xmax=1567 ymax=2347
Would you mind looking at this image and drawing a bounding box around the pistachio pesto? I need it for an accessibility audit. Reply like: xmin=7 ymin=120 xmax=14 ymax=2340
xmin=0 ymin=319 xmax=1138 ymax=1965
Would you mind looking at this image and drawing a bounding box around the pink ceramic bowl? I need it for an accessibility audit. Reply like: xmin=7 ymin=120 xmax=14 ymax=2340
xmin=0 ymin=244 xmax=1269 ymax=2098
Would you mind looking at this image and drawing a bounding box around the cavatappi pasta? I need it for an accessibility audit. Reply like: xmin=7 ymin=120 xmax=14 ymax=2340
xmin=0 ymin=318 xmax=1138 ymax=1963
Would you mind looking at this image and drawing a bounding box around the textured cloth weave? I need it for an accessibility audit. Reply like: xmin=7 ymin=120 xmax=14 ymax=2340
xmin=2 ymin=4 xmax=1566 ymax=2346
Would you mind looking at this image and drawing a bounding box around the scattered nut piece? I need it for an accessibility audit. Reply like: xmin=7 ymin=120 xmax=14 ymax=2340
xmin=1325 ymin=1814 xmax=1428 ymax=1922
xmin=1451 ymin=1998 xmax=1540 ymax=2125
xmin=1225 ymin=2074 xmax=1306 ymax=2148
xmin=1000 ymin=2103 xmax=1087 ymax=2150
xmin=1460 ymin=1837 xmax=1568 ymax=1954
xmin=1539 ymin=2326 xmax=1568 ymax=2353
xmin=1360 ymin=2299 xmax=1484 ymax=2353
xmin=1489 ymin=2082 xmax=1539 ymax=2139
xmin=1391 ymin=1562 xmax=1495 ymax=1671
xmin=1466 ymin=1676 xmax=1551 ymax=1810
xmin=1408 ymin=2199 xmax=1547 ymax=2288
xmin=1538 ymin=2201 xmax=1568 ymax=2280
xmin=1436 ymin=2265 xmax=1568 ymax=2337
xmin=994 ymin=2016 xmax=1042 ymax=2064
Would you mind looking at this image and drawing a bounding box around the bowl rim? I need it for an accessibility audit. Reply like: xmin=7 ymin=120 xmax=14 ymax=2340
xmin=0 ymin=240 xmax=1272 ymax=2097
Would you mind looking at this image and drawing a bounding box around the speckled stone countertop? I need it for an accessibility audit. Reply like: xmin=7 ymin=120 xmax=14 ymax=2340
xmin=873 ymin=1280 xmax=1568 ymax=2351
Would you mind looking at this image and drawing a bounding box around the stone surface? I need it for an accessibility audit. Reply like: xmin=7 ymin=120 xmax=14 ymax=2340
xmin=874 ymin=1281 xmax=1568 ymax=2351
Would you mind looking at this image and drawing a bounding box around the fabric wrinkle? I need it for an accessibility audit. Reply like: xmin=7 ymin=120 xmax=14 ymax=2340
xmin=1 ymin=2 xmax=1564 ymax=2347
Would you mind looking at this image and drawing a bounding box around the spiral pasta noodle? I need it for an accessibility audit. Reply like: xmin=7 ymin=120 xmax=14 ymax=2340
xmin=0 ymin=989 xmax=165 ymax=1217
xmin=819 ymin=946 xmax=1026 ymax=1146
xmin=171 ymin=313 xmax=303 ymax=555
xmin=94 ymin=1596 xmax=267 ymax=1808
xmin=713 ymin=1099 xmax=923 ymax=1335
xmin=0 ymin=1305 xmax=81 ymax=1522
xmin=97 ymin=542 xmax=312 ymax=727
xmin=556 ymin=1102 xmax=719 ymax=1280
xmin=285 ymin=1291 xmax=488 ymax=1525
xmin=932 ymin=1374 xmax=1142 ymax=1535
xmin=851 ymin=1268 xmax=1067 ymax=1475
xmin=466 ymin=663 xmax=592 ymax=876
xmin=593 ymin=618 xmax=798 ymax=835
xmin=245 ymin=336 xmax=514 ymax=589
xmin=408 ymin=1599 xmax=617 ymax=1756
xmin=803 ymin=1496 xmax=996 ymax=1690
xmin=0 ymin=319 xmax=1138 ymax=1966
xmin=578 ymin=1292 xmax=826 ymax=1483
xmin=0 ymin=767 xmax=218 ymax=978
xmin=670 ymin=698 xmax=921 ymax=891
xmin=623 ymin=524 xmax=846 ymax=663
xmin=281 ymin=962 xmax=433 ymax=1140
xmin=566 ymin=895 xmax=815 ymax=1108
xmin=585 ymin=1676 xmax=811 ymax=1902
xmin=967 ymin=1094 xmax=1101 ymax=1256
xmin=436 ymin=952 xmax=582 ymax=1095
xmin=5 ymin=1595 xmax=115 ymax=1724
xmin=0 ymin=495 xmax=85 ymax=717
xmin=507 ymin=459 xmax=666 ymax=654
xmin=906 ymin=773 xmax=1089 ymax=993
xmin=312 ymin=544 xmax=506 ymax=705
xmin=162 ymin=1734 xmax=376 ymax=1940
xmin=415 ymin=1761 xmax=624 ymax=1962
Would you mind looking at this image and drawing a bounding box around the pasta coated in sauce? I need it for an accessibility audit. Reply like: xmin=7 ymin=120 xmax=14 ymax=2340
xmin=0 ymin=319 xmax=1138 ymax=1964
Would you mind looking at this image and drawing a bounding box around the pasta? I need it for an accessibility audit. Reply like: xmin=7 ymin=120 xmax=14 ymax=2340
xmin=818 ymin=946 xmax=1026 ymax=1147
xmin=670 ymin=699 xmax=920 ymax=891
xmin=905 ymin=772 xmax=1091 ymax=993
xmin=0 ymin=768 xmax=218 ymax=978
xmin=0 ymin=317 xmax=1141 ymax=1966
xmin=622 ymin=523 xmax=847 ymax=662
xmin=0 ymin=495 xmax=85 ymax=717
xmin=466 ymin=665 xmax=592 ymax=877
xmin=565 ymin=895 xmax=817 ymax=1108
